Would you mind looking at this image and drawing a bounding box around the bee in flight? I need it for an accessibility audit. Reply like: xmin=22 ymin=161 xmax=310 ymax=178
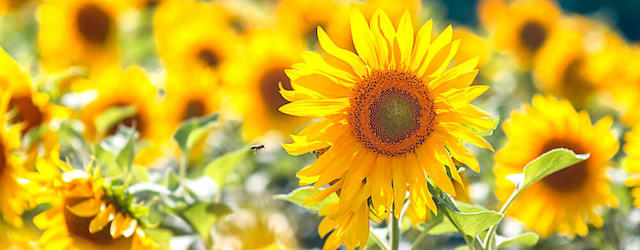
xmin=250 ymin=144 xmax=265 ymax=153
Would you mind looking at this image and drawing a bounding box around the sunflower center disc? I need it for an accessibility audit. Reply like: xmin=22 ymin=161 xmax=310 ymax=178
xmin=197 ymin=48 xmax=220 ymax=68
xmin=540 ymin=139 xmax=589 ymax=191
xmin=370 ymin=89 xmax=421 ymax=143
xmin=350 ymin=70 xmax=436 ymax=157
xmin=64 ymin=197 xmax=115 ymax=243
xmin=519 ymin=21 xmax=546 ymax=51
xmin=9 ymin=96 xmax=44 ymax=135
xmin=76 ymin=3 xmax=112 ymax=44
xmin=259 ymin=67 xmax=292 ymax=114
xmin=183 ymin=99 xmax=206 ymax=120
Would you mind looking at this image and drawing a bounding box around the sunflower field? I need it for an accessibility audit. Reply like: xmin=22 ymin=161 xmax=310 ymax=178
xmin=2 ymin=0 xmax=640 ymax=249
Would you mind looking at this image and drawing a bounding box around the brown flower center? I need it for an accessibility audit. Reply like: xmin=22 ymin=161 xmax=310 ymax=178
xmin=519 ymin=21 xmax=546 ymax=51
xmin=9 ymin=95 xmax=44 ymax=135
xmin=540 ymin=138 xmax=589 ymax=191
xmin=259 ymin=67 xmax=292 ymax=114
xmin=183 ymin=99 xmax=206 ymax=120
xmin=197 ymin=48 xmax=220 ymax=68
xmin=349 ymin=70 xmax=436 ymax=157
xmin=76 ymin=3 xmax=112 ymax=45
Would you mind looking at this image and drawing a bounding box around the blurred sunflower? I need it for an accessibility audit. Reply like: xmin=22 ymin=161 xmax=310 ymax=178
xmin=453 ymin=27 xmax=491 ymax=67
xmin=481 ymin=0 xmax=561 ymax=68
xmin=534 ymin=16 xmax=627 ymax=107
xmin=225 ymin=29 xmax=307 ymax=140
xmin=0 ymin=90 xmax=31 ymax=228
xmin=38 ymin=0 xmax=124 ymax=72
xmin=0 ymin=48 xmax=68 ymax=155
xmin=0 ymin=0 xmax=32 ymax=13
xmin=607 ymin=45 xmax=640 ymax=126
xmin=494 ymin=95 xmax=618 ymax=237
xmin=280 ymin=9 xmax=494 ymax=249
xmin=276 ymin=0 xmax=341 ymax=46
xmin=154 ymin=0 xmax=238 ymax=81
xmin=30 ymin=152 xmax=153 ymax=250
xmin=78 ymin=66 xmax=171 ymax=165
xmin=211 ymin=208 xmax=297 ymax=250
xmin=624 ymin=126 xmax=640 ymax=207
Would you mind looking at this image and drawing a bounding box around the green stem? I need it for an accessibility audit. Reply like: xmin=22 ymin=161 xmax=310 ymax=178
xmin=179 ymin=150 xmax=189 ymax=192
xmin=390 ymin=206 xmax=400 ymax=250
xmin=483 ymin=188 xmax=519 ymax=249
xmin=369 ymin=231 xmax=389 ymax=250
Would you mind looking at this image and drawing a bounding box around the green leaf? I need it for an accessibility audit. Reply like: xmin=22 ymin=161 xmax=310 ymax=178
xmin=203 ymin=148 xmax=248 ymax=186
xmin=173 ymin=113 xmax=219 ymax=154
xmin=427 ymin=217 xmax=458 ymax=235
xmin=95 ymin=105 xmax=138 ymax=136
xmin=477 ymin=115 xmax=499 ymax=137
xmin=496 ymin=232 xmax=539 ymax=247
xmin=145 ymin=228 xmax=173 ymax=250
xmin=95 ymin=126 xmax=138 ymax=177
xmin=514 ymin=148 xmax=589 ymax=194
xmin=443 ymin=201 xmax=503 ymax=238
xmin=182 ymin=202 xmax=231 ymax=240
xmin=274 ymin=186 xmax=339 ymax=212
xmin=132 ymin=165 xmax=149 ymax=182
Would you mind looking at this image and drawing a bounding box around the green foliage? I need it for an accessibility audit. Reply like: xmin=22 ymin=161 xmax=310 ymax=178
xmin=204 ymin=147 xmax=248 ymax=186
xmin=496 ymin=232 xmax=539 ymax=248
xmin=95 ymin=126 xmax=138 ymax=177
xmin=274 ymin=186 xmax=339 ymax=212
xmin=516 ymin=148 xmax=590 ymax=193
xmin=173 ymin=113 xmax=220 ymax=154
xmin=95 ymin=105 xmax=138 ymax=136
xmin=183 ymin=202 xmax=232 ymax=240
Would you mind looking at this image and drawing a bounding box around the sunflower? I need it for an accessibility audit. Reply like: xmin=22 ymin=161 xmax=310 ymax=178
xmin=494 ymin=95 xmax=618 ymax=237
xmin=280 ymin=9 xmax=495 ymax=249
xmin=275 ymin=0 xmax=341 ymax=47
xmin=0 ymin=90 xmax=31 ymax=228
xmin=153 ymin=0 xmax=238 ymax=81
xmin=481 ymin=0 xmax=561 ymax=68
xmin=78 ymin=66 xmax=171 ymax=165
xmin=606 ymin=45 xmax=640 ymax=126
xmin=225 ymin=29 xmax=308 ymax=140
xmin=0 ymin=0 xmax=33 ymax=13
xmin=211 ymin=208 xmax=297 ymax=250
xmin=29 ymin=151 xmax=154 ymax=250
xmin=624 ymin=126 xmax=640 ymax=207
xmin=38 ymin=0 xmax=125 ymax=72
xmin=453 ymin=27 xmax=491 ymax=67
xmin=0 ymin=222 xmax=39 ymax=249
xmin=533 ymin=16 xmax=627 ymax=107
xmin=0 ymin=47 xmax=69 ymax=150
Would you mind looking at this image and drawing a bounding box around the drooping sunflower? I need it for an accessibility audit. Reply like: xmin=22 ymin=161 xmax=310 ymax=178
xmin=38 ymin=0 xmax=124 ymax=72
xmin=153 ymin=0 xmax=238 ymax=81
xmin=29 ymin=151 xmax=154 ymax=250
xmin=494 ymin=95 xmax=618 ymax=237
xmin=225 ymin=29 xmax=308 ymax=140
xmin=480 ymin=0 xmax=561 ymax=68
xmin=78 ymin=66 xmax=171 ymax=165
xmin=211 ymin=208 xmax=297 ymax=250
xmin=0 ymin=90 xmax=31 ymax=228
xmin=280 ymin=9 xmax=495 ymax=249
xmin=533 ymin=16 xmax=627 ymax=107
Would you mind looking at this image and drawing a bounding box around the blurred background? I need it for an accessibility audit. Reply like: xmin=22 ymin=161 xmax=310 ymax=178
xmin=1 ymin=0 xmax=640 ymax=249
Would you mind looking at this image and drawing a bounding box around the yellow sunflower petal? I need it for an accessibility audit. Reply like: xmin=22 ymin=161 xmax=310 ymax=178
xmin=89 ymin=204 xmax=116 ymax=233
xmin=279 ymin=98 xmax=349 ymax=117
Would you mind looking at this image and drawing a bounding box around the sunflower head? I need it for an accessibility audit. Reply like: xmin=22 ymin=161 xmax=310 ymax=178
xmin=487 ymin=0 xmax=561 ymax=68
xmin=31 ymin=151 xmax=154 ymax=250
xmin=280 ymin=8 xmax=495 ymax=249
xmin=38 ymin=0 xmax=125 ymax=72
xmin=495 ymin=95 xmax=618 ymax=237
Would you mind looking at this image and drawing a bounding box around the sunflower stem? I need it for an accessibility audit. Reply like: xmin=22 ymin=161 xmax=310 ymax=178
xmin=483 ymin=187 xmax=519 ymax=250
xmin=390 ymin=206 xmax=400 ymax=250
